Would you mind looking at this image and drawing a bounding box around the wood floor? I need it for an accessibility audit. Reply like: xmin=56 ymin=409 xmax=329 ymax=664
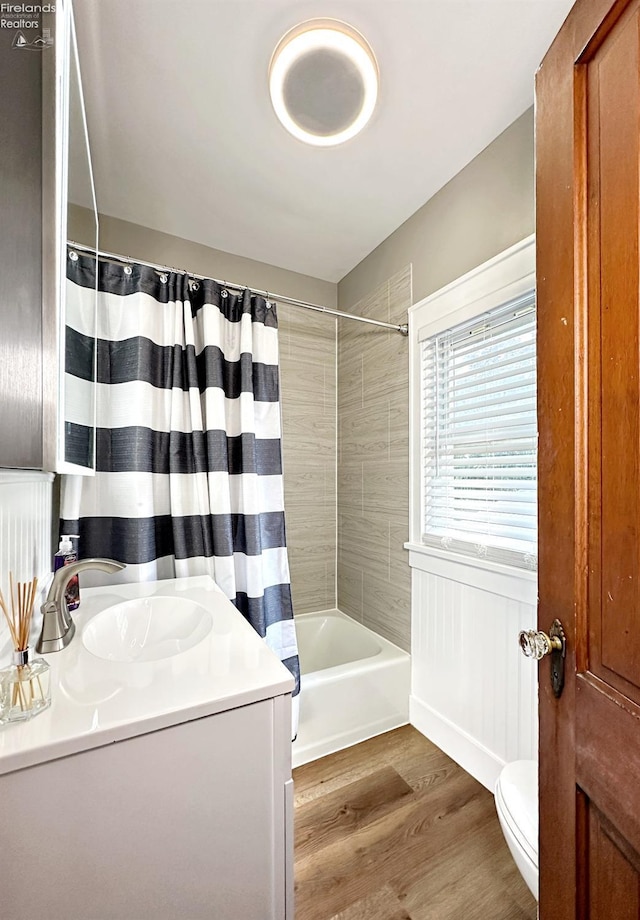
xmin=293 ymin=726 xmax=537 ymax=920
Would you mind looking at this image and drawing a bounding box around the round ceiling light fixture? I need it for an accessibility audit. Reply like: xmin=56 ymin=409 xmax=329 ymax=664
xmin=268 ymin=19 xmax=379 ymax=147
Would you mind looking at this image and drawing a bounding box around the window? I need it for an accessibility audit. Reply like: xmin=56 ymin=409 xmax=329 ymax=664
xmin=408 ymin=235 xmax=537 ymax=573
xmin=421 ymin=293 xmax=536 ymax=569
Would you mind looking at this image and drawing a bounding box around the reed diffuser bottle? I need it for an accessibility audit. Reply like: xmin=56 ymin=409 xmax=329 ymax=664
xmin=0 ymin=575 xmax=51 ymax=724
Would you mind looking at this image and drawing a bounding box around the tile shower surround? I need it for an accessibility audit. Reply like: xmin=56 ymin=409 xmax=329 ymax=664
xmin=279 ymin=304 xmax=337 ymax=615
xmin=337 ymin=267 xmax=412 ymax=652
xmin=278 ymin=266 xmax=411 ymax=652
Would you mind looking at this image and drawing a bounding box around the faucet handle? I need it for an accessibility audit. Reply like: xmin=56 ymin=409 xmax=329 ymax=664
xmin=37 ymin=599 xmax=76 ymax=652
xmin=36 ymin=558 xmax=125 ymax=654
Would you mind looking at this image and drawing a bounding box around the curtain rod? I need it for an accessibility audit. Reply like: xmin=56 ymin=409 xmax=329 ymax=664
xmin=67 ymin=241 xmax=409 ymax=336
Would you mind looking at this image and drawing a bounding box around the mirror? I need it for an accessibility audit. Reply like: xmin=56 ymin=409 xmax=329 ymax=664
xmin=0 ymin=0 xmax=97 ymax=472
xmin=61 ymin=3 xmax=98 ymax=473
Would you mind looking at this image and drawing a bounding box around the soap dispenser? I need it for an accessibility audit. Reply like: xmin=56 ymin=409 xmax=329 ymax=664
xmin=53 ymin=535 xmax=80 ymax=611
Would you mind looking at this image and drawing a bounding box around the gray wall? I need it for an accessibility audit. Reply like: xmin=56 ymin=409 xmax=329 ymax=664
xmin=68 ymin=206 xmax=336 ymax=307
xmin=338 ymin=108 xmax=534 ymax=310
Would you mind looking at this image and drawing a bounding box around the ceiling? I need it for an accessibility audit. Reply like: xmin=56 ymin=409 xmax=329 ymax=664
xmin=72 ymin=0 xmax=574 ymax=283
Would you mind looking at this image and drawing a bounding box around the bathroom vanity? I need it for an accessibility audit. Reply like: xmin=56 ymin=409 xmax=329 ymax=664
xmin=0 ymin=576 xmax=294 ymax=920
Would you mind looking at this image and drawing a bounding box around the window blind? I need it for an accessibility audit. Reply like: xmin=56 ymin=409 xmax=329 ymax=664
xmin=421 ymin=291 xmax=537 ymax=569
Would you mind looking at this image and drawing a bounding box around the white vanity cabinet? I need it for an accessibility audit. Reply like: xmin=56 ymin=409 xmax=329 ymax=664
xmin=1 ymin=694 xmax=293 ymax=920
xmin=0 ymin=577 xmax=294 ymax=920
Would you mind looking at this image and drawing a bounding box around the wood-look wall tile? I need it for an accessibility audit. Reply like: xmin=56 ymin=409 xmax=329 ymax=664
xmin=389 ymin=396 xmax=409 ymax=461
xmin=338 ymin=510 xmax=389 ymax=572
xmin=362 ymin=350 xmax=408 ymax=415
xmin=287 ymin=533 xmax=335 ymax=567
xmin=363 ymin=572 xmax=411 ymax=652
xmin=324 ymin=364 xmax=337 ymax=416
xmin=287 ymin=503 xmax=335 ymax=538
xmin=278 ymin=301 xmax=338 ymax=615
xmin=324 ymin=462 xmax=337 ymax=504
xmin=339 ymin=406 xmax=389 ymax=463
xmin=362 ymin=459 xmax=409 ymax=516
xmin=337 ymin=461 xmax=363 ymax=515
xmin=283 ymin=415 xmax=336 ymax=458
xmin=284 ymin=458 xmax=331 ymax=491
xmin=338 ymin=353 xmax=363 ymax=412
xmin=388 ymin=266 xmax=412 ymax=324
xmin=291 ymin=558 xmax=332 ymax=614
xmin=389 ymin=518 xmax=410 ymax=584
xmin=387 ymin=315 xmax=411 ymax=364
xmin=336 ymin=562 xmax=363 ymax=623
xmin=356 ymin=281 xmax=389 ymax=320
xmin=285 ymin=305 xmax=336 ymax=340
xmin=336 ymin=265 xmax=412 ymax=649
xmin=281 ymin=368 xmax=327 ymax=416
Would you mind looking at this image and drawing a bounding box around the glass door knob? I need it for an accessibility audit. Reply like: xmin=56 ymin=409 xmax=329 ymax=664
xmin=519 ymin=627 xmax=563 ymax=660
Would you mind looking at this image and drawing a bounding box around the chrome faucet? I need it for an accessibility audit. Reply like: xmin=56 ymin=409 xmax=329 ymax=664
xmin=36 ymin=558 xmax=126 ymax=653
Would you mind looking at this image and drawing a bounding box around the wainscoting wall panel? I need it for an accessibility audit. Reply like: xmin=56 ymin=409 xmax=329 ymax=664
xmin=0 ymin=470 xmax=54 ymax=660
xmin=408 ymin=549 xmax=538 ymax=791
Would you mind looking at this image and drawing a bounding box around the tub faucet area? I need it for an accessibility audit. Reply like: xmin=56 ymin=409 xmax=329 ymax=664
xmin=36 ymin=558 xmax=125 ymax=653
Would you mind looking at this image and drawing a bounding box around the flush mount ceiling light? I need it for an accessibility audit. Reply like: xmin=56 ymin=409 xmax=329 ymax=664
xmin=269 ymin=19 xmax=379 ymax=147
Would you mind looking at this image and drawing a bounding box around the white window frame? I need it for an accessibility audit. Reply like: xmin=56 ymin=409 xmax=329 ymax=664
xmin=407 ymin=235 xmax=537 ymax=587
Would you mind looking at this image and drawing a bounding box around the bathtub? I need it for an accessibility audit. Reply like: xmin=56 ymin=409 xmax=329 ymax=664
xmin=292 ymin=609 xmax=410 ymax=768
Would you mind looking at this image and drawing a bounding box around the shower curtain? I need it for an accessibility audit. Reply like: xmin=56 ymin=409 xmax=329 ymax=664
xmin=61 ymin=249 xmax=300 ymax=727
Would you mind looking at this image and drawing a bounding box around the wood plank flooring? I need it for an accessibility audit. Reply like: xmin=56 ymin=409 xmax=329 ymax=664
xmin=293 ymin=726 xmax=537 ymax=920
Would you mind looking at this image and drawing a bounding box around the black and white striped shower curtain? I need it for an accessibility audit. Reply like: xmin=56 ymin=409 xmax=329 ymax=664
xmin=61 ymin=249 xmax=300 ymax=720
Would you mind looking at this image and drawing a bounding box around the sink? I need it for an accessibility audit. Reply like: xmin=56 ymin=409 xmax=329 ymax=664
xmin=82 ymin=596 xmax=213 ymax=663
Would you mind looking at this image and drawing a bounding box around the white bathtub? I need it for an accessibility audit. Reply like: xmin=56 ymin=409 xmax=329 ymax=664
xmin=292 ymin=609 xmax=410 ymax=768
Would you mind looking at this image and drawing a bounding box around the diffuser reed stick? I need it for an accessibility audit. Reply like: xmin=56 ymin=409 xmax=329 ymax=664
xmin=0 ymin=575 xmax=39 ymax=652
xmin=0 ymin=574 xmax=50 ymax=720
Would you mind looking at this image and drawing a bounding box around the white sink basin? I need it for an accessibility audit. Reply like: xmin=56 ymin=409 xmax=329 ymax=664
xmin=82 ymin=596 xmax=213 ymax=663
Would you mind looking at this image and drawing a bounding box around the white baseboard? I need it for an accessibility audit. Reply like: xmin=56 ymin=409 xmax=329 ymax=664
xmin=410 ymin=694 xmax=505 ymax=792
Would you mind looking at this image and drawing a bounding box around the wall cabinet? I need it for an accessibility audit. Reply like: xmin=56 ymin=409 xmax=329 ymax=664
xmin=0 ymin=0 xmax=97 ymax=474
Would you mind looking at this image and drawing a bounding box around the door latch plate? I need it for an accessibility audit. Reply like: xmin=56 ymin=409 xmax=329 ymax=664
xmin=549 ymin=618 xmax=566 ymax=698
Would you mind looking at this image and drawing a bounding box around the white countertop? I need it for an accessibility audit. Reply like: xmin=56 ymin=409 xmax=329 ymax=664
xmin=0 ymin=576 xmax=294 ymax=775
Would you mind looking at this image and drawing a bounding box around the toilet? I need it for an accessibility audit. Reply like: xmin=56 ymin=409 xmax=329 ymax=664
xmin=495 ymin=759 xmax=539 ymax=900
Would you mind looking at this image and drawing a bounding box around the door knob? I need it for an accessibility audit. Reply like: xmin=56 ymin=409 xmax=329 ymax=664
xmin=519 ymin=628 xmax=562 ymax=659
xmin=519 ymin=618 xmax=566 ymax=698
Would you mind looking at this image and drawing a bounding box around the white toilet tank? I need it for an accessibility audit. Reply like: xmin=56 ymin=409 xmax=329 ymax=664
xmin=495 ymin=759 xmax=538 ymax=900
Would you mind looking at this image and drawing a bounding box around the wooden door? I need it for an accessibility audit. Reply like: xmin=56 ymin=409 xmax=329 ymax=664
xmin=537 ymin=0 xmax=640 ymax=915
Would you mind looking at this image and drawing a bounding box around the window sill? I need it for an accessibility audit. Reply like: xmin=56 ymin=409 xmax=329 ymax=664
xmin=404 ymin=541 xmax=537 ymax=604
